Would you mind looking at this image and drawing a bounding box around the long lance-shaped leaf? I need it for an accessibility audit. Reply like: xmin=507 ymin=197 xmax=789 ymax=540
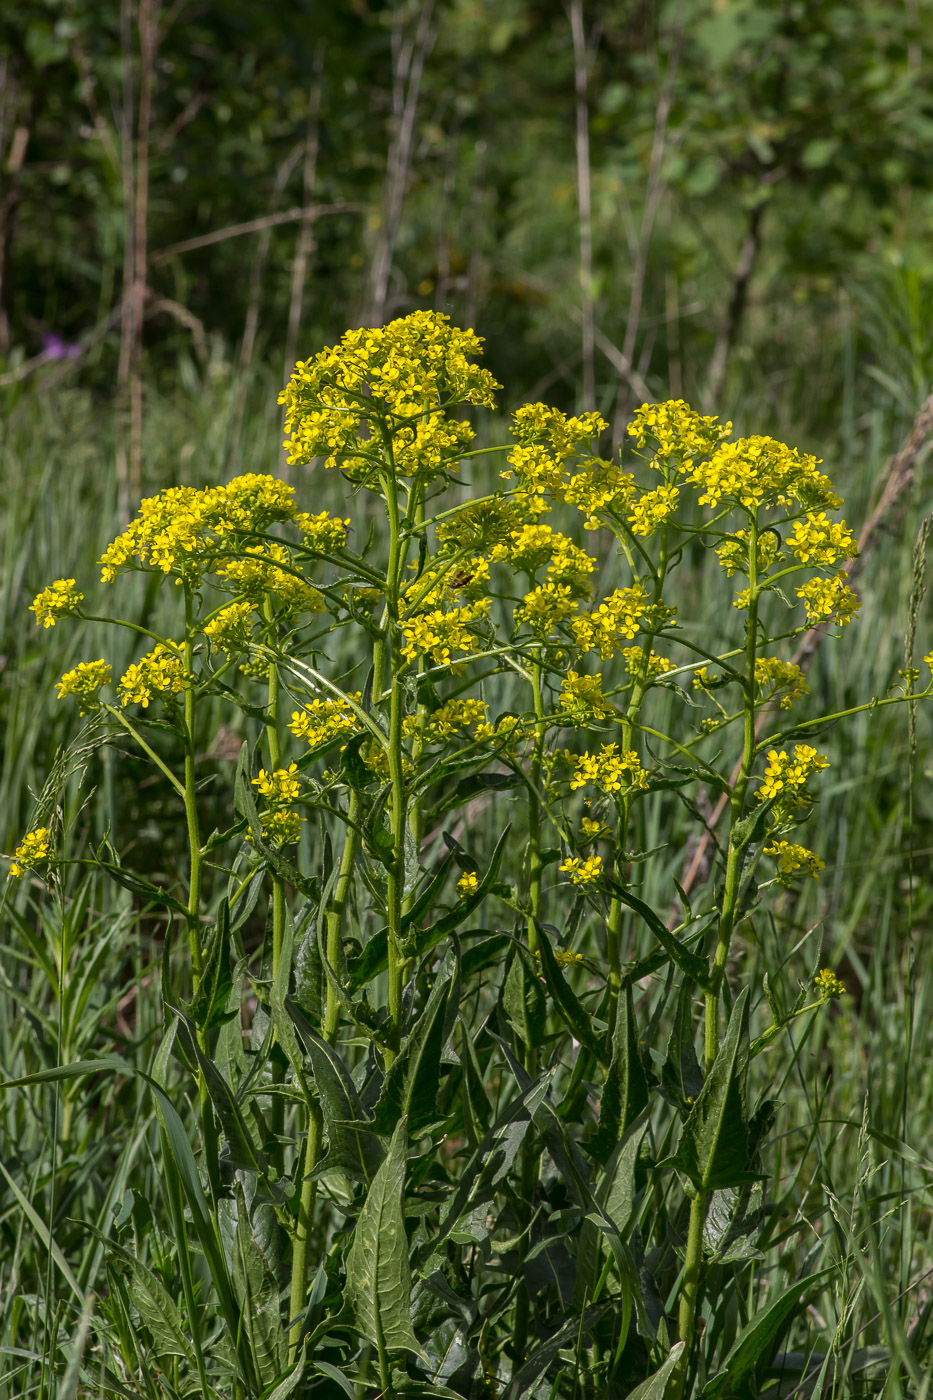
xmin=589 ymin=981 xmax=650 ymax=1165
xmin=534 ymin=923 xmax=607 ymax=1065
xmin=284 ymin=997 xmax=383 ymax=1182
xmin=345 ymin=1119 xmax=422 ymax=1358
xmin=625 ymin=1342 xmax=686 ymax=1399
xmin=368 ymin=948 xmax=459 ymax=1135
xmin=349 ymin=825 xmax=512 ymax=988
xmin=84 ymin=1227 xmax=197 ymax=1367
xmin=663 ymin=986 xmax=753 ymax=1194
xmin=610 ymin=879 xmax=709 ymax=988
xmin=661 ymin=977 xmax=704 ymax=1113
xmin=231 ymin=1178 xmax=288 ymax=1389
xmin=420 ymin=1070 xmax=552 ymax=1265
xmin=699 ymin=1268 xmax=834 ymax=1399
xmin=169 ymin=1006 xmax=268 ymax=1174
xmin=503 ymin=1304 xmax=611 ymax=1400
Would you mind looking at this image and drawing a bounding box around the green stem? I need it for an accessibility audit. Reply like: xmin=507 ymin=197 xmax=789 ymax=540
xmin=675 ymin=516 xmax=761 ymax=1396
xmin=382 ymin=465 xmax=407 ymax=1067
xmin=262 ymin=597 xmax=287 ymax=1161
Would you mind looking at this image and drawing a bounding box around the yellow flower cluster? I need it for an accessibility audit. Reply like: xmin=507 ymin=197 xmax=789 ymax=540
xmin=622 ymin=646 xmax=670 ymax=682
xmin=204 ymin=601 xmax=256 ymax=655
xmin=788 ymin=513 xmax=857 ymax=568
xmin=534 ymin=946 xmax=585 ymax=967
xmin=492 ymin=524 xmax=594 ymax=594
xmin=569 ymin=744 xmax=649 ymax=794
xmin=579 ymin=816 xmax=608 ymax=841
xmin=627 ymin=400 xmax=731 ymax=464
xmin=9 ymin=827 xmax=50 ymax=880
xmin=249 ymin=765 xmax=304 ymax=847
xmin=405 ymin=556 xmax=491 ymax=610
xmin=815 ymin=968 xmax=846 ymax=999
xmin=289 ymin=694 xmax=362 ymax=750
xmin=560 ymin=671 xmax=613 ymax=725
xmin=296 ymin=511 xmax=350 ymax=552
xmin=217 ymin=543 xmax=324 ymax=616
xmin=715 ymin=529 xmax=781 ymax=578
xmin=457 ymin=871 xmax=479 ymax=898
xmin=757 ymin=744 xmax=829 ymax=808
xmin=571 ymin=585 xmax=649 ymax=659
xmin=118 ymin=644 xmax=187 ymax=708
xmin=796 ymin=573 xmax=860 ymax=627
xmin=513 ymin=581 xmax=576 ymax=637
xmin=755 ymin=657 xmax=809 ymax=710
xmin=763 ymin=839 xmax=825 ymax=883
xmin=408 ymin=698 xmax=487 ymax=744
xmin=56 ymin=659 xmax=112 ymax=712
xmin=435 ymin=498 xmax=523 ymax=553
xmin=401 ymin=602 xmax=489 ymax=667
xmin=98 ymin=474 xmax=300 ymax=586
xmin=559 ymin=854 xmax=603 ymax=886
xmin=627 ymin=483 xmax=680 ymax=537
xmin=563 ymin=457 xmax=636 ymax=529
xmin=30 ymin=578 xmax=84 ymax=628
xmin=689 ymin=437 xmax=840 ymax=513
xmin=280 ymin=311 xmax=499 ymax=478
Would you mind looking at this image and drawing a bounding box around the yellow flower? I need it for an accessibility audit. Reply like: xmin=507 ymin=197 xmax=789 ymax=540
xmin=569 ymin=744 xmax=649 ymax=794
xmin=280 ymin=311 xmax=499 ymax=479
xmin=252 ymin=764 xmax=302 ymax=804
xmin=563 ymin=458 xmax=635 ymax=528
xmin=559 ymin=854 xmax=603 ymax=886
xmin=580 ymin=816 xmax=608 ymax=842
xmin=204 ymin=600 xmax=256 ymax=655
xmin=118 ymin=644 xmax=187 ymax=709
xmin=491 ymin=524 xmax=594 ymax=594
xmin=295 ymin=510 xmax=350 ymax=552
xmin=627 ymin=483 xmax=680 ymax=537
xmin=513 ymin=581 xmax=576 ymax=637
xmin=621 ymin=645 xmax=670 ymax=682
xmin=715 ymin=528 xmax=781 ymax=578
xmin=757 ymin=745 xmax=829 ymax=809
xmin=788 ymin=513 xmax=857 ymax=568
xmin=796 ymin=573 xmax=860 ymax=627
xmin=689 ymin=436 xmax=840 ymax=513
xmin=457 ymin=871 xmax=480 ymax=898
xmin=251 ymin=807 xmax=304 ymax=848
xmin=755 ymin=657 xmax=808 ymax=710
xmin=217 ymin=542 xmax=324 ymax=616
xmin=56 ymin=659 xmax=112 ymax=712
xmin=627 ymin=400 xmax=731 ymax=465
xmin=534 ymin=946 xmax=585 ymax=967
xmin=408 ymin=698 xmax=487 ymax=744
xmin=764 ymin=840 xmax=825 ymax=884
xmin=571 ymin=585 xmax=649 ymax=659
xmin=401 ymin=602 xmax=489 ymax=667
xmin=815 ymin=968 xmax=846 ymax=999
xmin=9 ymin=827 xmax=51 ymax=880
xmin=559 ymin=671 xmax=613 ymax=725
xmin=30 ymin=578 xmax=84 ymax=627
xmin=289 ymin=694 xmax=362 ymax=749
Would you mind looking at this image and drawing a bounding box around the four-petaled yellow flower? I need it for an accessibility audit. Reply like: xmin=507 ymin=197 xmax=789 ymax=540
xmin=815 ymin=968 xmax=846 ymax=999
xmin=31 ymin=579 xmax=84 ymax=628
xmin=9 ymin=827 xmax=51 ymax=880
xmin=457 ymin=871 xmax=480 ymax=898
xmin=559 ymin=854 xmax=602 ymax=886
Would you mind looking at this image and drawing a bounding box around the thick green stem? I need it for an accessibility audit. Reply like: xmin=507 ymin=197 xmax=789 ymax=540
xmin=674 ymin=517 xmax=761 ymax=1396
xmin=382 ymin=469 xmax=407 ymax=1066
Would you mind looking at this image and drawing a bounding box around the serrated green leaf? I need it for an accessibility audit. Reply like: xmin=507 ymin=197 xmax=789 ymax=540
xmin=664 ymin=987 xmax=753 ymax=1194
xmin=345 ymin=1119 xmax=422 ymax=1357
xmin=170 ymin=1007 xmax=268 ymax=1174
xmin=284 ymin=997 xmax=382 ymax=1182
xmin=186 ymin=899 xmax=237 ymax=1032
xmin=369 ymin=949 xmax=458 ymax=1135
xmin=661 ymin=979 xmax=704 ymax=1114
xmin=231 ymin=1179 xmax=287 ymax=1389
xmin=589 ymin=983 xmax=650 ymax=1165
xmin=501 ymin=942 xmax=546 ymax=1052
xmin=535 ymin=924 xmax=607 ymax=1065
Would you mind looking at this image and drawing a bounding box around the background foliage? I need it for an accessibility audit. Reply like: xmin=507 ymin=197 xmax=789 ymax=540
xmin=1 ymin=2 xmax=933 ymax=1398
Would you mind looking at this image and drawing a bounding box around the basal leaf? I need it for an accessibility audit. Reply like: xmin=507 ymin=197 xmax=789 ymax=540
xmin=345 ymin=1119 xmax=422 ymax=1357
xmin=624 ymin=1342 xmax=686 ymax=1400
xmin=700 ymin=1269 xmax=834 ymax=1398
xmin=231 ymin=1179 xmax=288 ymax=1390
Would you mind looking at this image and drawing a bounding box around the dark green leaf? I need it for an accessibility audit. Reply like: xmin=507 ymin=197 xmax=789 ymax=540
xmin=345 ymin=1119 xmax=422 ymax=1357
xmin=369 ymin=949 xmax=458 ymax=1136
xmin=661 ymin=979 xmax=704 ymax=1114
xmin=231 ymin=1179 xmax=287 ymax=1389
xmin=170 ymin=1007 xmax=268 ymax=1174
xmin=503 ymin=1305 xmax=610 ymax=1400
xmin=612 ymin=881 xmax=709 ymax=987
xmin=663 ymin=987 xmax=753 ymax=1194
xmin=501 ymin=943 xmax=546 ymax=1053
xmin=589 ymin=983 xmax=650 ymax=1165
xmin=185 ymin=899 xmax=237 ymax=1032
xmin=535 ymin=924 xmax=607 ymax=1065
xmin=624 ymin=1342 xmax=686 ymax=1399
xmin=700 ymin=1269 xmax=834 ymax=1398
xmin=284 ymin=997 xmax=383 ymax=1182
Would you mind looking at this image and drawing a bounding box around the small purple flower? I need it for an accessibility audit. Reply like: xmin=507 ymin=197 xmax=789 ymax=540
xmin=41 ymin=332 xmax=81 ymax=361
